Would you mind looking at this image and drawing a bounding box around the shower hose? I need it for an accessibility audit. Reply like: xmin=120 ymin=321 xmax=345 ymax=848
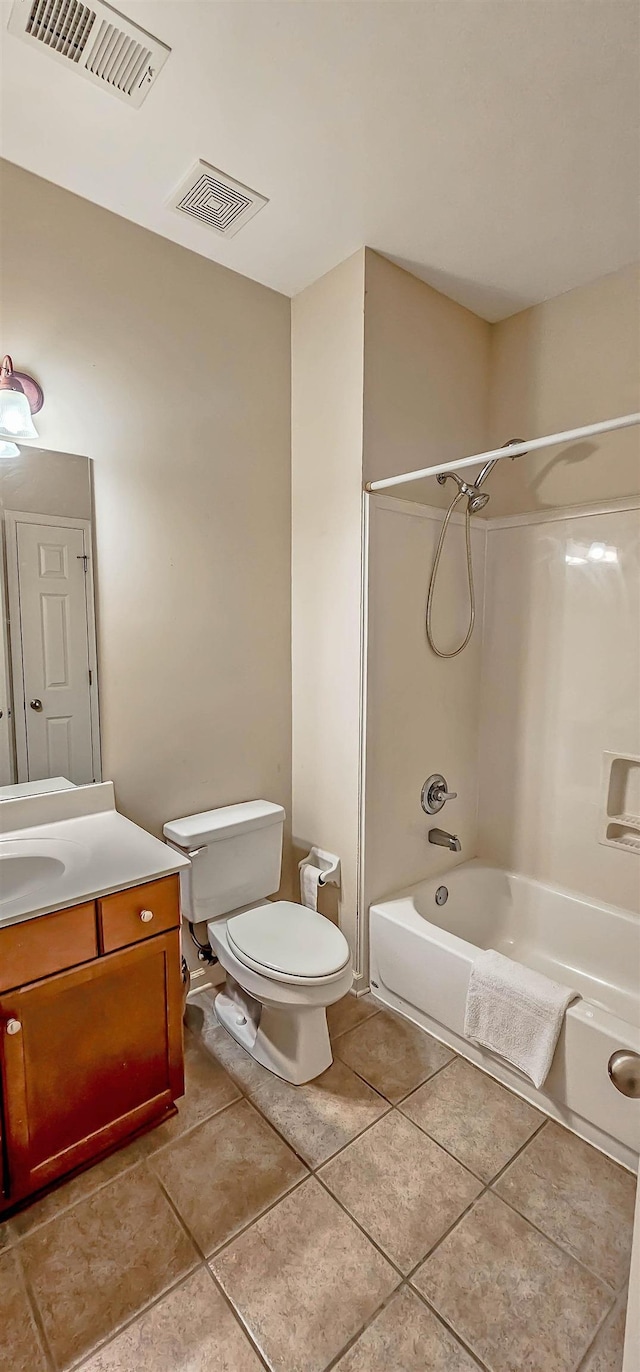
xmin=426 ymin=489 xmax=476 ymax=657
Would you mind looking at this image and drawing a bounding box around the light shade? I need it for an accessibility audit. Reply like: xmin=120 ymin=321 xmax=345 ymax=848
xmin=0 ymin=440 xmax=20 ymax=458
xmin=0 ymin=355 xmax=40 ymax=441
xmin=0 ymin=386 xmax=38 ymax=439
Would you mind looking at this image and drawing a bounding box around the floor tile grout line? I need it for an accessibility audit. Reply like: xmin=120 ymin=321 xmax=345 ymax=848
xmin=396 ymin=1087 xmax=546 ymax=1183
xmin=151 ymin=1170 xmax=211 ymax=1263
xmin=395 ymin=1048 xmax=461 ymax=1098
xmin=321 ymin=1284 xmax=417 ymax=1372
xmin=393 ymin=1108 xmax=495 ymax=1185
xmin=401 ymin=1117 xmax=552 ymax=1283
xmin=71 ymin=1263 xmax=209 ymax=1372
xmin=488 ymin=1188 xmax=622 ymax=1297
xmin=484 ymin=1128 xmax=632 ymax=1296
xmin=328 ymin=1005 xmax=381 ymax=1041
xmin=409 ymin=1284 xmax=492 ymax=1372
xmin=201 ymin=1261 xmax=273 ymax=1372
xmin=332 ymin=1045 xmax=457 ymax=1107
xmin=574 ymin=1292 xmax=624 ymax=1372
xmin=151 ymin=1153 xmax=313 ymax=1275
xmin=310 ymin=1167 xmax=409 ymax=1280
xmin=146 ymin=1090 xmax=245 ymax=1161
xmin=7 ymin=1154 xmax=150 ymax=1248
xmin=12 ymin=1243 xmax=57 ymax=1372
xmin=230 ymin=1061 xmax=393 ymax=1174
xmin=202 ymin=1172 xmax=311 ymax=1264
xmin=6 ymin=1090 xmax=243 ymax=1251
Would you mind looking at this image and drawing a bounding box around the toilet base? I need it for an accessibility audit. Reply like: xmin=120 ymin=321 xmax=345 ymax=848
xmin=214 ymin=977 xmax=333 ymax=1085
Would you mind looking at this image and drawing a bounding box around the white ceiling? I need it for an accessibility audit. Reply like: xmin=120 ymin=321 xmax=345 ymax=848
xmin=1 ymin=0 xmax=638 ymax=320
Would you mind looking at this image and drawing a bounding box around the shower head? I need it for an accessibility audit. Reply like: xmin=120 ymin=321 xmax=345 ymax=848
xmin=436 ymin=436 xmax=529 ymax=513
xmin=467 ymin=490 xmax=490 ymax=513
xmin=436 ymin=470 xmax=491 ymax=513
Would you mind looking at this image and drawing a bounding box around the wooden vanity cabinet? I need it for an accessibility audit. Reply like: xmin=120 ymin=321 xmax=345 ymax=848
xmin=0 ymin=876 xmax=184 ymax=1214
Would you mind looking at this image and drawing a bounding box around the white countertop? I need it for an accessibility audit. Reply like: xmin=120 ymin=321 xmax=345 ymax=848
xmin=0 ymin=782 xmax=190 ymax=930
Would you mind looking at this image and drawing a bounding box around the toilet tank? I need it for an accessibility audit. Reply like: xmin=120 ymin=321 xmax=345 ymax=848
xmin=163 ymin=800 xmax=285 ymax=923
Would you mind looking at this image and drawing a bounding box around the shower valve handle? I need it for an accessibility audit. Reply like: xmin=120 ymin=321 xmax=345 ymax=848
xmin=421 ymin=775 xmax=457 ymax=815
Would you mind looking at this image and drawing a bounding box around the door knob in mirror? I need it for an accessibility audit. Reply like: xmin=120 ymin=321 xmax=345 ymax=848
xmin=29 ymin=699 xmax=43 ymax=711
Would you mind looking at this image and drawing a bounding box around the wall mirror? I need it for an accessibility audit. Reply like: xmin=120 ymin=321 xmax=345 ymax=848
xmin=0 ymin=446 xmax=101 ymax=791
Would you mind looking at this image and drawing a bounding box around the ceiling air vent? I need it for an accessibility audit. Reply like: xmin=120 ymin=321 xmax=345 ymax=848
xmin=8 ymin=0 xmax=170 ymax=107
xmin=168 ymin=161 xmax=269 ymax=238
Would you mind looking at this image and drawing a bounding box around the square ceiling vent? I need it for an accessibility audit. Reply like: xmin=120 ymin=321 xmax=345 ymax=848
xmin=169 ymin=162 xmax=269 ymax=238
xmin=8 ymin=0 xmax=170 ymax=107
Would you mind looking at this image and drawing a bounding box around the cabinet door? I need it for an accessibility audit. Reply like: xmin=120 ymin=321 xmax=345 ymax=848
xmin=0 ymin=931 xmax=183 ymax=1204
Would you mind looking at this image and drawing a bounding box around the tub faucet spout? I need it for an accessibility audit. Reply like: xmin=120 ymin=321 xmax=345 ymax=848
xmin=429 ymin=828 xmax=461 ymax=853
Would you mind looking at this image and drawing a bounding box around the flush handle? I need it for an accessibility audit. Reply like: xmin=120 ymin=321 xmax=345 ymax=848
xmin=6 ymin=1019 xmax=22 ymax=1035
xmin=30 ymin=699 xmax=43 ymax=712
xmin=140 ymin=909 xmax=154 ymax=923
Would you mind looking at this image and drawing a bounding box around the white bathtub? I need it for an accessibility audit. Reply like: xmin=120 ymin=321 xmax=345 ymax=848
xmin=369 ymin=860 xmax=640 ymax=1170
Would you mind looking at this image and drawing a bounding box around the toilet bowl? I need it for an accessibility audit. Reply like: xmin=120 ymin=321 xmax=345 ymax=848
xmin=163 ymin=801 xmax=353 ymax=1085
xmin=209 ymin=901 xmax=352 ymax=1083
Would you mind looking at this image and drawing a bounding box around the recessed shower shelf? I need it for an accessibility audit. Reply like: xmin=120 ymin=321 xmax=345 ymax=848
xmin=604 ymin=823 xmax=640 ymax=853
xmin=600 ymin=753 xmax=640 ymax=854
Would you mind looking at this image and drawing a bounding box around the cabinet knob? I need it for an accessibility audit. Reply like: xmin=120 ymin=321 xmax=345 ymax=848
xmin=6 ymin=1018 xmax=22 ymax=1035
xmin=140 ymin=909 xmax=154 ymax=923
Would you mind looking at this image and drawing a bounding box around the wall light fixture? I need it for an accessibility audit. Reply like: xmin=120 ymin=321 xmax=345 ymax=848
xmin=0 ymin=355 xmax=43 ymax=441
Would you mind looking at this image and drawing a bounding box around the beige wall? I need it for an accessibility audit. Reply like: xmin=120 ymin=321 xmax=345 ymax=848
xmin=487 ymin=264 xmax=640 ymax=517
xmin=291 ymin=251 xmax=365 ymax=963
xmin=1 ymin=162 xmax=292 ymax=855
xmin=363 ymin=250 xmax=491 ymax=505
xmin=478 ymin=505 xmax=640 ymax=911
xmin=362 ymin=254 xmax=490 ymax=930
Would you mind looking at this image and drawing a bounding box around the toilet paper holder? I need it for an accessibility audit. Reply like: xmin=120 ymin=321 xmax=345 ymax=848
xmin=298 ymin=846 xmax=341 ymax=887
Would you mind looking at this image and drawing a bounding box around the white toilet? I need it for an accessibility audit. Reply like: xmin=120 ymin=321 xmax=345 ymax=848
xmin=163 ymin=800 xmax=353 ymax=1084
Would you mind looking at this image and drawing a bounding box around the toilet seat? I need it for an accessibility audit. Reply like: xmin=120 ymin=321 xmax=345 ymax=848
xmin=226 ymin=901 xmax=350 ymax=985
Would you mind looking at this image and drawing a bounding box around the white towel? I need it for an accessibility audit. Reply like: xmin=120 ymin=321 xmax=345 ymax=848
xmin=464 ymin=949 xmax=578 ymax=1089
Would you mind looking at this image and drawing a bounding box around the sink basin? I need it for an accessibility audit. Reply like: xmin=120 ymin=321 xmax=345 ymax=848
xmin=0 ymin=837 xmax=88 ymax=906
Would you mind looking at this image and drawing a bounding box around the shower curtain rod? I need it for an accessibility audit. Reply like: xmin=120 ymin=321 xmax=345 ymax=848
xmin=364 ymin=412 xmax=640 ymax=493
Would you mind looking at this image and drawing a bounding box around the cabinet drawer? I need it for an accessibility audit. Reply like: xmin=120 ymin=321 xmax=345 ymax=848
xmin=0 ymin=904 xmax=98 ymax=994
xmin=99 ymin=876 xmax=180 ymax=953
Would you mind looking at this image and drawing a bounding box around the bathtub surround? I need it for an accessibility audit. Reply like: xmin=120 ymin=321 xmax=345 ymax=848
xmin=0 ymin=993 xmax=633 ymax=1370
xmin=478 ymin=503 xmax=640 ymax=911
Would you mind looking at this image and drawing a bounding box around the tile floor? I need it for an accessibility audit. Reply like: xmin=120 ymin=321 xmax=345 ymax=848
xmin=0 ymin=991 xmax=636 ymax=1372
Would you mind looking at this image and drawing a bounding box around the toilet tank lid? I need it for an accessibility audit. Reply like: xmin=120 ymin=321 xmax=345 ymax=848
xmin=163 ymin=799 xmax=285 ymax=849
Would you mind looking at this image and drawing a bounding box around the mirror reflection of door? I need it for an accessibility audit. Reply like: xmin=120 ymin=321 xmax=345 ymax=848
xmin=6 ymin=515 xmax=98 ymax=784
xmin=0 ymin=536 xmax=12 ymax=785
xmin=0 ymin=446 xmax=101 ymax=790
